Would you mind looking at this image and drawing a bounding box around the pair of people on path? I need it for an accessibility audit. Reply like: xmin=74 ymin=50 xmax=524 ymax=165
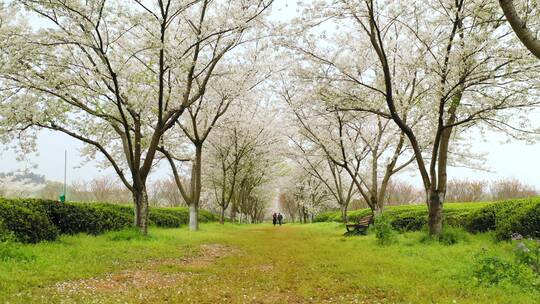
xmin=272 ymin=213 xmax=283 ymax=226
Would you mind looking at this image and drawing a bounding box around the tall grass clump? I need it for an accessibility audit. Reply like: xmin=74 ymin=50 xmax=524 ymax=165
xmin=420 ymin=226 xmax=469 ymax=245
xmin=372 ymin=215 xmax=398 ymax=246
xmin=105 ymin=228 xmax=155 ymax=242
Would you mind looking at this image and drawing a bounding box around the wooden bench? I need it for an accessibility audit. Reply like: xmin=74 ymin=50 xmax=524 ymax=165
xmin=345 ymin=215 xmax=374 ymax=235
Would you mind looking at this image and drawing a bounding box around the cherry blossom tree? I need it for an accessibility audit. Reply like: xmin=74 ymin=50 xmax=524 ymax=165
xmin=280 ymin=164 xmax=334 ymax=223
xmin=148 ymin=178 xmax=185 ymax=207
xmin=282 ymin=84 xmax=415 ymax=216
xmin=499 ymin=0 xmax=540 ymax=59
xmin=293 ymin=0 xmax=540 ymax=235
xmin=287 ymin=129 xmax=357 ymax=222
xmin=0 ymin=0 xmax=273 ymax=234
xmin=159 ymin=47 xmax=272 ymax=230
xmin=206 ymin=102 xmax=284 ymax=224
xmin=206 ymin=121 xmax=264 ymax=224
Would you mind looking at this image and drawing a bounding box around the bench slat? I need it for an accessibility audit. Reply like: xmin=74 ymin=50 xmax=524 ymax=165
xmin=344 ymin=215 xmax=374 ymax=235
xmin=357 ymin=215 xmax=373 ymax=224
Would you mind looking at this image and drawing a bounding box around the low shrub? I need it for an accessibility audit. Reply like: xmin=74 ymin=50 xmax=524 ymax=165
xmin=313 ymin=212 xmax=333 ymax=223
xmin=92 ymin=203 xmax=134 ymax=216
xmin=92 ymin=206 xmax=134 ymax=232
xmin=442 ymin=209 xmax=471 ymax=227
xmin=372 ymin=215 xmax=398 ymax=246
xmin=465 ymin=205 xmax=501 ymax=233
xmin=472 ymin=253 xmax=540 ymax=292
xmin=148 ymin=207 xmax=216 ymax=227
xmin=0 ymin=200 xmax=58 ymax=243
xmin=466 ymin=200 xmax=529 ymax=234
xmin=438 ymin=226 xmax=469 ymax=245
xmin=0 ymin=198 xmax=218 ymax=243
xmin=48 ymin=202 xmax=131 ymax=235
xmin=199 ymin=209 xmax=218 ymax=222
xmin=149 ymin=210 xmax=182 ymax=228
xmin=494 ymin=202 xmax=540 ymax=240
xmin=0 ymin=218 xmax=15 ymax=242
xmin=390 ymin=212 xmax=427 ymax=231
xmin=513 ymin=238 xmax=540 ymax=275
xmin=315 ymin=198 xmax=540 ymax=238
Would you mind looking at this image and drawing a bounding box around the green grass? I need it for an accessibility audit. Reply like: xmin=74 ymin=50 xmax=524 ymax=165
xmin=0 ymin=223 xmax=538 ymax=303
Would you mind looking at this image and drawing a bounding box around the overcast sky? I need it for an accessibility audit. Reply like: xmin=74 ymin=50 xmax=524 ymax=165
xmin=1 ymin=0 xmax=539 ymax=189
xmin=2 ymin=127 xmax=539 ymax=189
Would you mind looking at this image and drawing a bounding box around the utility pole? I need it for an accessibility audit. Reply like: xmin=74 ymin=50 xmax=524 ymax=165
xmin=59 ymin=150 xmax=67 ymax=203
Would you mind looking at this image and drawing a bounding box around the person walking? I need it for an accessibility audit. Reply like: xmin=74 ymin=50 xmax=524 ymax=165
xmin=272 ymin=213 xmax=277 ymax=226
xmin=277 ymin=213 xmax=283 ymax=226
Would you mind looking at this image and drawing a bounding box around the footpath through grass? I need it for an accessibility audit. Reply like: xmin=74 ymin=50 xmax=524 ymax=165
xmin=0 ymin=223 xmax=537 ymax=303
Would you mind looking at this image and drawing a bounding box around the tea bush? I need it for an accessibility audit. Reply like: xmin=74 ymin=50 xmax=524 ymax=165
xmin=0 ymin=218 xmax=13 ymax=242
xmin=314 ymin=198 xmax=540 ymax=237
xmin=0 ymin=201 xmax=58 ymax=243
xmin=494 ymin=202 xmax=540 ymax=240
xmin=0 ymin=198 xmax=217 ymax=243
xmin=149 ymin=210 xmax=182 ymax=228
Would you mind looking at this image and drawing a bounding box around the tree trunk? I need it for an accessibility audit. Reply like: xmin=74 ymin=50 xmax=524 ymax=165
xmin=188 ymin=145 xmax=203 ymax=231
xmin=428 ymin=190 xmax=443 ymax=236
xmin=368 ymin=196 xmax=384 ymax=215
xmin=189 ymin=204 xmax=199 ymax=231
xmin=374 ymin=206 xmax=383 ymax=216
xmin=133 ymin=189 xmax=149 ymax=235
xmin=219 ymin=207 xmax=226 ymax=224
xmin=374 ymin=197 xmax=384 ymax=215
xmin=499 ymin=0 xmax=540 ymax=59
xmin=230 ymin=206 xmax=236 ymax=223
xmin=341 ymin=204 xmax=348 ymax=222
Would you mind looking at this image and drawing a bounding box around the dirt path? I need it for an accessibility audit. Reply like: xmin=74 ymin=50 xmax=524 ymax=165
xmin=44 ymin=225 xmax=394 ymax=304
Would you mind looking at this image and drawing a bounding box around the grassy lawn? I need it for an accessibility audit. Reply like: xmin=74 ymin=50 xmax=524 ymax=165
xmin=0 ymin=223 xmax=537 ymax=303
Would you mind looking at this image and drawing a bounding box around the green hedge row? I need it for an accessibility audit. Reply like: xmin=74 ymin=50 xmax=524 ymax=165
xmin=314 ymin=198 xmax=540 ymax=240
xmin=0 ymin=198 xmax=217 ymax=243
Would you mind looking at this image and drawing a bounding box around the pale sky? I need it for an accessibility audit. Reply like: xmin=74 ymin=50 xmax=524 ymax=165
xmin=2 ymin=127 xmax=539 ymax=189
xmin=1 ymin=0 xmax=539 ymax=190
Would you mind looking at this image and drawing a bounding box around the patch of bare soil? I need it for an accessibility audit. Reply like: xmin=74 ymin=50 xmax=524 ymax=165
xmin=156 ymin=243 xmax=241 ymax=268
xmin=53 ymin=243 xmax=239 ymax=296
xmin=54 ymin=270 xmax=188 ymax=295
xmin=256 ymin=264 xmax=275 ymax=274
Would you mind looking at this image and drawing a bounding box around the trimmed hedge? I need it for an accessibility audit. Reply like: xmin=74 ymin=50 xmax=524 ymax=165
xmin=0 ymin=198 xmax=217 ymax=243
xmin=0 ymin=218 xmax=11 ymax=242
xmin=12 ymin=199 xmax=133 ymax=235
xmin=315 ymin=198 xmax=540 ymax=239
xmin=0 ymin=201 xmax=58 ymax=243
xmin=493 ymin=202 xmax=540 ymax=240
